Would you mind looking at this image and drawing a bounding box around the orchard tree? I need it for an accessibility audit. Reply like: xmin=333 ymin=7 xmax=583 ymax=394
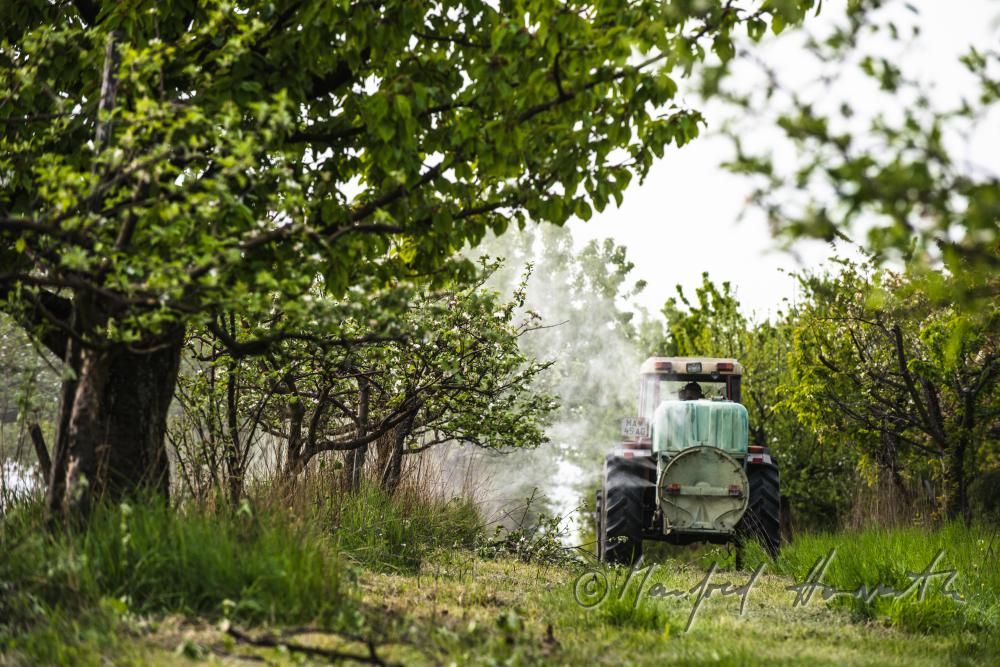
xmin=787 ymin=260 xmax=1000 ymax=523
xmin=700 ymin=0 xmax=1000 ymax=524
xmin=253 ymin=262 xmax=554 ymax=494
xmin=716 ymin=1 xmax=1000 ymax=309
xmin=171 ymin=261 xmax=555 ymax=501
xmin=0 ymin=0 xmax=816 ymax=516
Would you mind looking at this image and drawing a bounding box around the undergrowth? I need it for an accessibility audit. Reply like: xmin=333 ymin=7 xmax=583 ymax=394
xmin=3 ymin=481 xmax=998 ymax=665
xmin=0 ymin=480 xmax=487 ymax=664
xmin=476 ymin=492 xmax=581 ymax=566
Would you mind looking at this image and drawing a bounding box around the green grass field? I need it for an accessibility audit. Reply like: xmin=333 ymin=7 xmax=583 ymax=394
xmin=2 ymin=491 xmax=998 ymax=666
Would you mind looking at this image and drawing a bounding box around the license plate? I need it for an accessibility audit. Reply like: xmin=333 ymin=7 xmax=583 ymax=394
xmin=621 ymin=417 xmax=650 ymax=438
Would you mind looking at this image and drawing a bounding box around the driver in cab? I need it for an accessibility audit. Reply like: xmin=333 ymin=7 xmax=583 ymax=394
xmin=679 ymin=382 xmax=704 ymax=401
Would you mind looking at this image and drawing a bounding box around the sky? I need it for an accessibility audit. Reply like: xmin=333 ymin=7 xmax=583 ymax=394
xmin=567 ymin=0 xmax=1000 ymax=320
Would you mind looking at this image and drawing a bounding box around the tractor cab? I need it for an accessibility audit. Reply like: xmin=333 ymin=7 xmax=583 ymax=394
xmin=637 ymin=357 xmax=743 ymax=422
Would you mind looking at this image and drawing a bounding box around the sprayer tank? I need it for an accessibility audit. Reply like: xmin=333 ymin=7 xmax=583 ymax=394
xmin=651 ymin=399 xmax=749 ymax=455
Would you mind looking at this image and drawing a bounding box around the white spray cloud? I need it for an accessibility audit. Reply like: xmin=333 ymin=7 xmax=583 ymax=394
xmin=463 ymin=224 xmax=650 ymax=542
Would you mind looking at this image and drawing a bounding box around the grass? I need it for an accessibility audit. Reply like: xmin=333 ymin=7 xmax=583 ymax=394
xmin=0 ymin=482 xmax=485 ymax=665
xmin=758 ymin=523 xmax=1000 ymax=634
xmin=0 ymin=497 xmax=345 ymax=625
xmin=2 ymin=488 xmax=999 ymax=665
xmin=353 ymin=545 xmax=1000 ymax=665
xmin=0 ymin=495 xmax=347 ymax=665
xmin=348 ymin=523 xmax=1000 ymax=665
xmin=328 ymin=481 xmax=482 ymax=572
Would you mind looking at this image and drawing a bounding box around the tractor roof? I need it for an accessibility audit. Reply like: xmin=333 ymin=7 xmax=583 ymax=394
xmin=639 ymin=357 xmax=743 ymax=375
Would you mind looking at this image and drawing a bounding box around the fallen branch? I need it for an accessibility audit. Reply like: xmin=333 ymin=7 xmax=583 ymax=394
xmin=226 ymin=626 xmax=396 ymax=666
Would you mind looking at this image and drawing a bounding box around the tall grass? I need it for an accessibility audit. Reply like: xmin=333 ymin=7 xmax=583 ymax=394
xmin=0 ymin=457 xmax=487 ymax=664
xmin=0 ymin=496 xmax=346 ymax=628
xmin=323 ymin=481 xmax=483 ymax=572
xmin=764 ymin=523 xmax=1000 ymax=633
xmin=1 ymin=470 xmax=487 ymax=625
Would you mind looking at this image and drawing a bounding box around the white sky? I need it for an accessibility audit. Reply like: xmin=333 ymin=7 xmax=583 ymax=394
xmin=568 ymin=0 xmax=1000 ymax=320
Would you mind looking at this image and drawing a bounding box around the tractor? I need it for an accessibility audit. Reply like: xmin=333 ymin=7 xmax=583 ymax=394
xmin=595 ymin=357 xmax=781 ymax=565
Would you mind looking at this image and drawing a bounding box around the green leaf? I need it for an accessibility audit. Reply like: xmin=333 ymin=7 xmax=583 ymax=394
xmin=395 ymin=94 xmax=412 ymax=119
xmin=376 ymin=121 xmax=395 ymax=142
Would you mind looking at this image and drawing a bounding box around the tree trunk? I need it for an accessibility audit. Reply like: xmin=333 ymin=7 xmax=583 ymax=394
xmin=344 ymin=376 xmax=369 ymax=492
xmin=225 ymin=343 xmax=243 ymax=504
xmin=876 ymin=426 xmax=909 ymax=501
xmin=779 ymin=494 xmax=794 ymax=544
xmin=282 ymin=397 xmax=307 ymax=476
xmin=28 ymin=423 xmax=52 ymax=481
xmin=46 ymin=326 xmax=184 ymax=519
xmin=380 ymin=408 xmax=417 ymax=495
xmin=944 ymin=436 xmax=970 ymax=524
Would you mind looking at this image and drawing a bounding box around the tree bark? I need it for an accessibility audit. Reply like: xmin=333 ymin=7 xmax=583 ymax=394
xmin=876 ymin=425 xmax=908 ymax=501
xmin=379 ymin=408 xmax=417 ymax=495
xmin=943 ymin=385 xmax=979 ymax=525
xmin=46 ymin=315 xmax=84 ymax=515
xmin=282 ymin=394 xmax=307 ymax=476
xmin=224 ymin=313 xmax=244 ymax=504
xmin=944 ymin=436 xmax=969 ymax=524
xmin=344 ymin=376 xmax=369 ymax=492
xmin=46 ymin=322 xmax=184 ymax=519
xmin=225 ymin=355 xmax=242 ymax=504
xmin=28 ymin=422 xmax=51 ymax=482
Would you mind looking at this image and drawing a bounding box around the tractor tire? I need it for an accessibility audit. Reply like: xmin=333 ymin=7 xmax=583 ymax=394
xmin=601 ymin=456 xmax=644 ymax=565
xmin=737 ymin=461 xmax=781 ymax=559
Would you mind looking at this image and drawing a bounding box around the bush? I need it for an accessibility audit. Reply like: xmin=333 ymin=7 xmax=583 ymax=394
xmin=477 ymin=509 xmax=579 ymax=566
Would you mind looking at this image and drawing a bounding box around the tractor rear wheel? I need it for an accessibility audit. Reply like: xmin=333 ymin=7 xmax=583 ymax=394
xmin=737 ymin=462 xmax=781 ymax=558
xmin=601 ymin=455 xmax=644 ymax=565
